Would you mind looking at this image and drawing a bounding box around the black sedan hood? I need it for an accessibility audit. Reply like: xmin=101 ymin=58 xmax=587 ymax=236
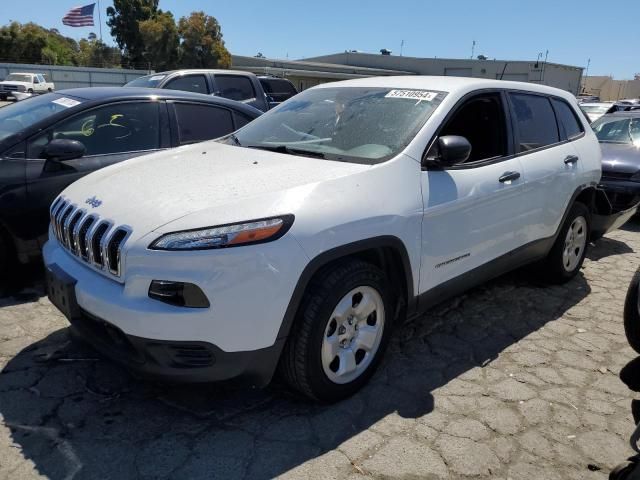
xmin=600 ymin=142 xmax=640 ymax=174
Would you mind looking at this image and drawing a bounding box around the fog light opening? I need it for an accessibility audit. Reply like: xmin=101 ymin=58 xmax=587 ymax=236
xmin=148 ymin=280 xmax=210 ymax=308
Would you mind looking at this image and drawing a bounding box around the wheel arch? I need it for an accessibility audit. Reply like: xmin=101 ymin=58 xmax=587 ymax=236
xmin=276 ymin=236 xmax=415 ymax=341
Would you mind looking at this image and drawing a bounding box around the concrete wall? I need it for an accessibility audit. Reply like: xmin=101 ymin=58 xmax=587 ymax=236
xmin=0 ymin=63 xmax=150 ymax=90
xmin=583 ymin=76 xmax=640 ymax=101
xmin=303 ymin=53 xmax=584 ymax=94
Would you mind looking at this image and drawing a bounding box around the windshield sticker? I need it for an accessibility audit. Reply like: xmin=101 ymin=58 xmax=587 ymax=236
xmin=385 ymin=90 xmax=438 ymax=103
xmin=149 ymin=75 xmax=166 ymax=81
xmin=52 ymin=97 xmax=81 ymax=108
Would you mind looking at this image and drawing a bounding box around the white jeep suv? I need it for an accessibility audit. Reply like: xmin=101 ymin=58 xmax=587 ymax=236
xmin=44 ymin=77 xmax=618 ymax=402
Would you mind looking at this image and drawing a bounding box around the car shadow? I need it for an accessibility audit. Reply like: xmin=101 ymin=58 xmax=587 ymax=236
xmin=0 ymin=263 xmax=593 ymax=479
xmin=587 ymin=236 xmax=634 ymax=261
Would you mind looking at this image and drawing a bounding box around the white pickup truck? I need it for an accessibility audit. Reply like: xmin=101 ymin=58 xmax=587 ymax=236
xmin=0 ymin=72 xmax=54 ymax=99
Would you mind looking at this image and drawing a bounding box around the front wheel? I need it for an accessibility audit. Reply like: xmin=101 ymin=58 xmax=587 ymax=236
xmin=537 ymin=202 xmax=590 ymax=284
xmin=279 ymin=259 xmax=393 ymax=402
xmin=27 ymin=89 xmax=33 ymax=94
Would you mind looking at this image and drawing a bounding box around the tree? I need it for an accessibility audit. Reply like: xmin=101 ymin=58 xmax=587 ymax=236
xmin=106 ymin=0 xmax=158 ymax=67
xmin=76 ymin=39 xmax=122 ymax=68
xmin=139 ymin=11 xmax=179 ymax=71
xmin=177 ymin=12 xmax=231 ymax=69
xmin=0 ymin=22 xmax=78 ymax=65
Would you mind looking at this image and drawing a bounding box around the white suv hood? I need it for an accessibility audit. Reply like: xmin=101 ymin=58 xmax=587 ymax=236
xmin=61 ymin=142 xmax=369 ymax=239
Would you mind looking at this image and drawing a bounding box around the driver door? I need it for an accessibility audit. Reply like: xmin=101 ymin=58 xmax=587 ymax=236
xmin=24 ymin=101 xmax=166 ymax=247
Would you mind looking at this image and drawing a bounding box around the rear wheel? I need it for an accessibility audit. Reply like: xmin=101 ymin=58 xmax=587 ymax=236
xmin=279 ymin=259 xmax=393 ymax=402
xmin=537 ymin=202 xmax=590 ymax=284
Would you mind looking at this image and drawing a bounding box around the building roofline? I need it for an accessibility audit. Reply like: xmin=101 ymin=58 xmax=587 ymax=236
xmin=302 ymin=51 xmax=584 ymax=71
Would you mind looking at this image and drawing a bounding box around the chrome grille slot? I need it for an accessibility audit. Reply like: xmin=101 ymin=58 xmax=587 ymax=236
xmin=58 ymin=205 xmax=74 ymax=247
xmin=106 ymin=229 xmax=128 ymax=275
xmin=53 ymin=201 xmax=69 ymax=241
xmin=49 ymin=196 xmax=131 ymax=278
xmin=90 ymin=222 xmax=110 ymax=267
xmin=67 ymin=210 xmax=85 ymax=254
xmin=77 ymin=216 xmax=96 ymax=260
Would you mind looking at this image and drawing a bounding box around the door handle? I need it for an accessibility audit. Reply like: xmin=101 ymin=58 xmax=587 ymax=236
xmin=564 ymin=155 xmax=579 ymax=165
xmin=499 ymin=171 xmax=521 ymax=183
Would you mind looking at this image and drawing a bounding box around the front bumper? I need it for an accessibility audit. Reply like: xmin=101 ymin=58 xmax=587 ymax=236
xmin=43 ymin=231 xmax=309 ymax=385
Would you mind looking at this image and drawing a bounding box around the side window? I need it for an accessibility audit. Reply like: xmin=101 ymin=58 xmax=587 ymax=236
xmin=164 ymin=75 xmax=209 ymax=95
xmin=28 ymin=102 xmax=161 ymax=158
xmin=173 ymin=103 xmax=234 ymax=145
xmin=437 ymin=93 xmax=507 ymax=163
xmin=233 ymin=112 xmax=254 ymax=129
xmin=509 ymin=93 xmax=559 ymax=152
xmin=215 ymin=75 xmax=255 ymax=101
xmin=33 ymin=76 xmax=40 ymax=84
xmin=551 ymin=98 xmax=584 ymax=140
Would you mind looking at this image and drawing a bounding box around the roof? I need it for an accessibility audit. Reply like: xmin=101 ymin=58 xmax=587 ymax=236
xmin=146 ymin=69 xmax=253 ymax=77
xmin=54 ymin=87 xmax=263 ymax=116
xmin=312 ymin=75 xmax=577 ymax=100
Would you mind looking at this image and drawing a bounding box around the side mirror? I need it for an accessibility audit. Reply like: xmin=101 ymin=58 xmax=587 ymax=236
xmin=43 ymin=139 xmax=86 ymax=161
xmin=435 ymin=135 xmax=472 ymax=166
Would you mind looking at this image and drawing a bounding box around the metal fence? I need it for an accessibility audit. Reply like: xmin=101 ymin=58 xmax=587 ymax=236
xmin=0 ymin=63 xmax=150 ymax=90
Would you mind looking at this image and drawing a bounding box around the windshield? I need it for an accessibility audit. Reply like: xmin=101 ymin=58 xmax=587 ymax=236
xmin=125 ymin=74 xmax=167 ymax=88
xmin=0 ymin=93 xmax=83 ymax=142
xmin=4 ymin=74 xmax=32 ymax=83
xmin=222 ymin=86 xmax=446 ymax=164
xmin=592 ymin=116 xmax=640 ymax=146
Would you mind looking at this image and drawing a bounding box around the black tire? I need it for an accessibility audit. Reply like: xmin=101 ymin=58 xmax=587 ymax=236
xmin=537 ymin=202 xmax=590 ymax=284
xmin=0 ymin=228 xmax=16 ymax=286
xmin=624 ymin=269 xmax=640 ymax=354
xmin=27 ymin=89 xmax=33 ymax=94
xmin=279 ymin=259 xmax=394 ymax=403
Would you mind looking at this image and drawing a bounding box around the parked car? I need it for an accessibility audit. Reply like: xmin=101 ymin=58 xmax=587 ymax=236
xmin=0 ymin=87 xmax=261 ymax=273
xmin=0 ymin=72 xmax=54 ymax=100
xmin=125 ymin=69 xmax=272 ymax=112
xmin=258 ymin=76 xmax=298 ymax=109
xmin=591 ymin=112 xmax=640 ymax=211
xmin=577 ymin=95 xmax=600 ymax=103
xmin=580 ymin=102 xmax=611 ymax=122
xmin=44 ymin=77 xmax=636 ymax=402
xmin=606 ymin=103 xmax=640 ymax=114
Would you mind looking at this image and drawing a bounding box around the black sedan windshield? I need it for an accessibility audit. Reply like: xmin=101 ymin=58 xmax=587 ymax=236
xmin=223 ymin=87 xmax=446 ymax=164
xmin=0 ymin=93 xmax=84 ymax=142
xmin=592 ymin=116 xmax=640 ymax=146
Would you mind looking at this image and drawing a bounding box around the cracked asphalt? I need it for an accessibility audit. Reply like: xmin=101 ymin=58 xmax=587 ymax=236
xmin=2 ymin=220 xmax=640 ymax=479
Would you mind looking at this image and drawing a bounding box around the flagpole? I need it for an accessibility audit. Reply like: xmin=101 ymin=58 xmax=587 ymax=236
xmin=97 ymin=1 xmax=103 ymax=42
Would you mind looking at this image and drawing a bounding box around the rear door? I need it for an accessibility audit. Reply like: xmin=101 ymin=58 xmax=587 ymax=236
xmin=24 ymin=101 xmax=167 ymax=246
xmin=507 ymin=92 xmax=582 ymax=241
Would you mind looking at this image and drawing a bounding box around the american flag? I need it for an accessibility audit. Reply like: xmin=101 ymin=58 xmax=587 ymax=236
xmin=62 ymin=3 xmax=96 ymax=27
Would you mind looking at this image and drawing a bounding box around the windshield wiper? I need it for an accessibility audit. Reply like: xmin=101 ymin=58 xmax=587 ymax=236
xmin=246 ymin=144 xmax=326 ymax=159
xmin=227 ymin=133 xmax=242 ymax=146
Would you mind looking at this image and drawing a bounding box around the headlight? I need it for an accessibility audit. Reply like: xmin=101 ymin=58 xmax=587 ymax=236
xmin=149 ymin=215 xmax=294 ymax=251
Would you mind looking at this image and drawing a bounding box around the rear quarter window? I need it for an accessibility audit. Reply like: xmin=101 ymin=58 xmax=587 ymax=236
xmin=551 ymin=98 xmax=584 ymax=140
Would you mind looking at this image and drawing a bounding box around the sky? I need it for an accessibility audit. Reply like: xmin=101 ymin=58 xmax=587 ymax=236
xmin=2 ymin=0 xmax=639 ymax=79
